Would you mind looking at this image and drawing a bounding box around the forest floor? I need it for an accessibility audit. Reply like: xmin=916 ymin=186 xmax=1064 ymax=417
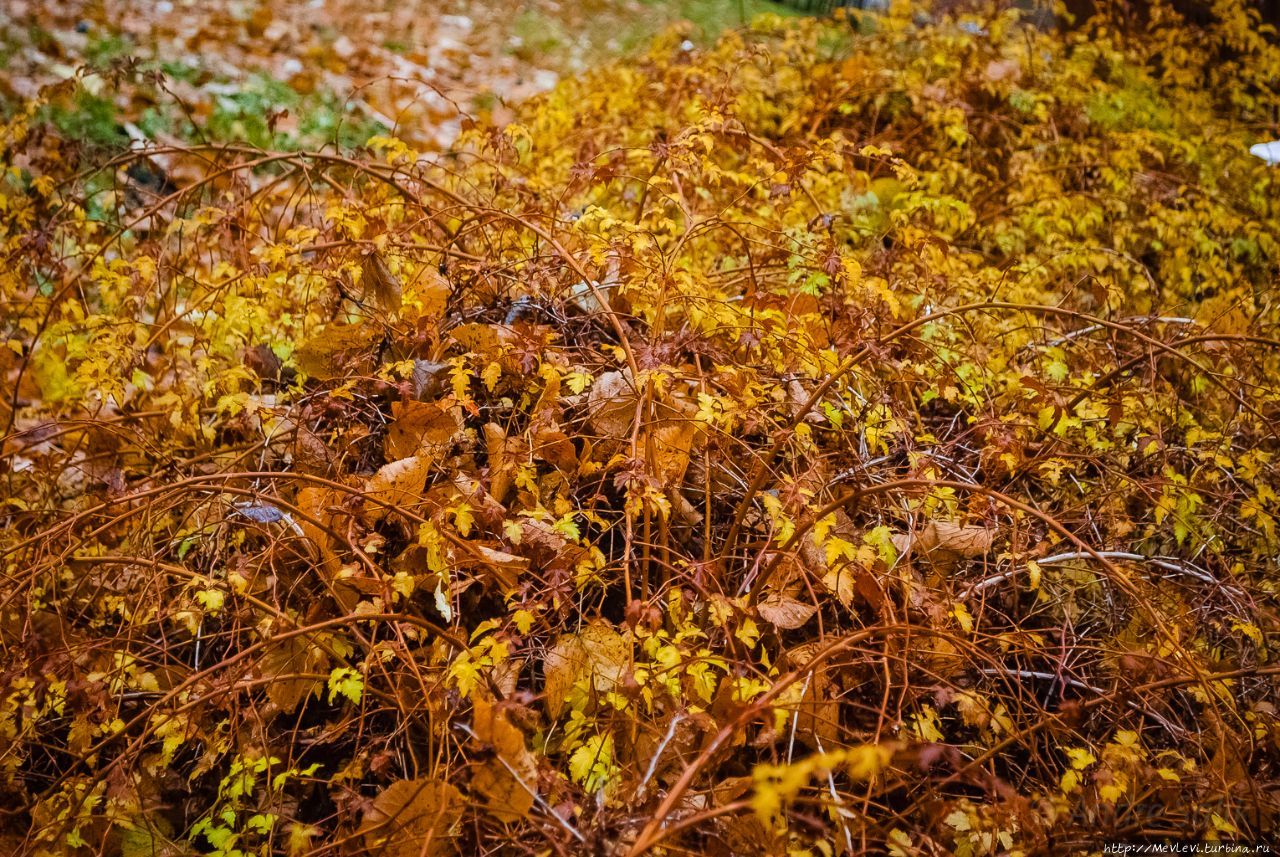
xmin=0 ymin=0 xmax=792 ymax=152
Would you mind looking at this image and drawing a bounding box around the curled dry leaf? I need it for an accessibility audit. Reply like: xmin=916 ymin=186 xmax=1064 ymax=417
xmin=484 ymin=422 xmax=524 ymax=504
xmin=757 ymin=593 xmax=818 ymax=630
xmin=454 ymin=543 xmax=529 ymax=594
xmin=918 ymin=520 xmax=997 ymax=558
xmin=361 ymin=778 xmax=462 ymax=857
xmin=361 ymin=250 xmax=402 ymax=314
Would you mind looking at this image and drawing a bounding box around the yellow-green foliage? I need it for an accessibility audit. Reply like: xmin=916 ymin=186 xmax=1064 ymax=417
xmin=1 ymin=2 xmax=1279 ymax=854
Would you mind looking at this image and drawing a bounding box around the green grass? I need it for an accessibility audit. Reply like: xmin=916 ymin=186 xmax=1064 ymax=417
xmin=506 ymin=0 xmax=797 ymax=66
xmin=44 ymin=90 xmax=127 ymax=148
xmin=208 ymin=75 xmax=384 ymax=150
xmin=42 ymin=69 xmax=387 ymax=160
xmin=84 ymin=33 xmax=132 ymax=69
xmin=620 ymin=0 xmax=798 ymax=50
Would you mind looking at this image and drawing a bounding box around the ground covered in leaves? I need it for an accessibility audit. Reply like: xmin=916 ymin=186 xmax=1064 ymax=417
xmin=0 ymin=0 xmax=791 ymax=152
xmin=3 ymin=1 xmax=1280 ymax=855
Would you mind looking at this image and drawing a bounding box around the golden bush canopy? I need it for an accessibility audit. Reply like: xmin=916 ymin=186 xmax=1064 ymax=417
xmin=1 ymin=1 xmax=1279 ymax=854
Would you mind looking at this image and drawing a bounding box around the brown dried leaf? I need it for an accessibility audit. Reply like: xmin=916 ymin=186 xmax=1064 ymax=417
xmin=918 ymin=521 xmax=996 ymax=558
xmin=907 ymin=634 xmax=968 ymax=679
xmin=669 ymin=489 xmax=703 ymax=526
xmin=366 ymin=455 xmax=432 ymax=519
xmin=586 ymin=369 xmax=636 ymax=439
xmin=470 ymin=695 xmax=538 ymax=821
xmin=757 ymin=593 xmax=818 ymax=630
xmin=985 ymin=58 xmax=1021 ymax=83
xmin=259 ymin=633 xmax=327 ymax=713
xmin=780 ymin=642 xmax=840 ymax=749
xmin=411 ymin=360 xmax=450 ymax=400
xmin=509 ymin=517 xmax=586 ymax=571
xmin=294 ymin=321 xmax=382 ymax=380
xmin=361 ymin=250 xmax=402 ymax=314
xmin=385 ymin=401 xmax=459 ymax=460
xmin=449 ymin=322 xmax=503 ymax=357
xmin=531 ymin=425 xmax=578 ymax=473
xmin=296 ymin=485 xmax=343 ymax=577
xmin=651 ymin=418 xmax=696 ymax=485
xmin=360 ymin=778 xmax=462 ymax=857
xmin=542 ymin=635 xmax=587 ymax=720
xmin=408 ymin=266 xmax=451 ymax=320
xmin=293 ymin=425 xmax=336 ymax=475
xmin=542 ymin=620 xmax=629 ymax=719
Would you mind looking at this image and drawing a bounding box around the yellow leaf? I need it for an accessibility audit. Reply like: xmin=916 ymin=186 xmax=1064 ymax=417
xmin=845 ymin=742 xmax=895 ymax=781
xmin=1060 ymin=769 xmax=1081 ymax=794
xmin=452 ymin=502 xmax=474 ymax=537
xmin=1026 ymin=560 xmax=1042 ymax=591
xmin=1066 ymin=747 xmax=1097 ymax=769
xmin=568 ymin=733 xmax=616 ymax=793
xmin=481 ymin=360 xmax=502 ymax=392
xmin=196 ymin=589 xmax=225 ymax=615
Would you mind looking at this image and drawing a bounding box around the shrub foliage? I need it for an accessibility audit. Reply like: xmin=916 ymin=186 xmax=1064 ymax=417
xmin=2 ymin=2 xmax=1280 ymax=854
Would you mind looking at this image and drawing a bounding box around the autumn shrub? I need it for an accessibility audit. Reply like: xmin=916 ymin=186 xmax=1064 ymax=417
xmin=2 ymin=1 xmax=1280 ymax=855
